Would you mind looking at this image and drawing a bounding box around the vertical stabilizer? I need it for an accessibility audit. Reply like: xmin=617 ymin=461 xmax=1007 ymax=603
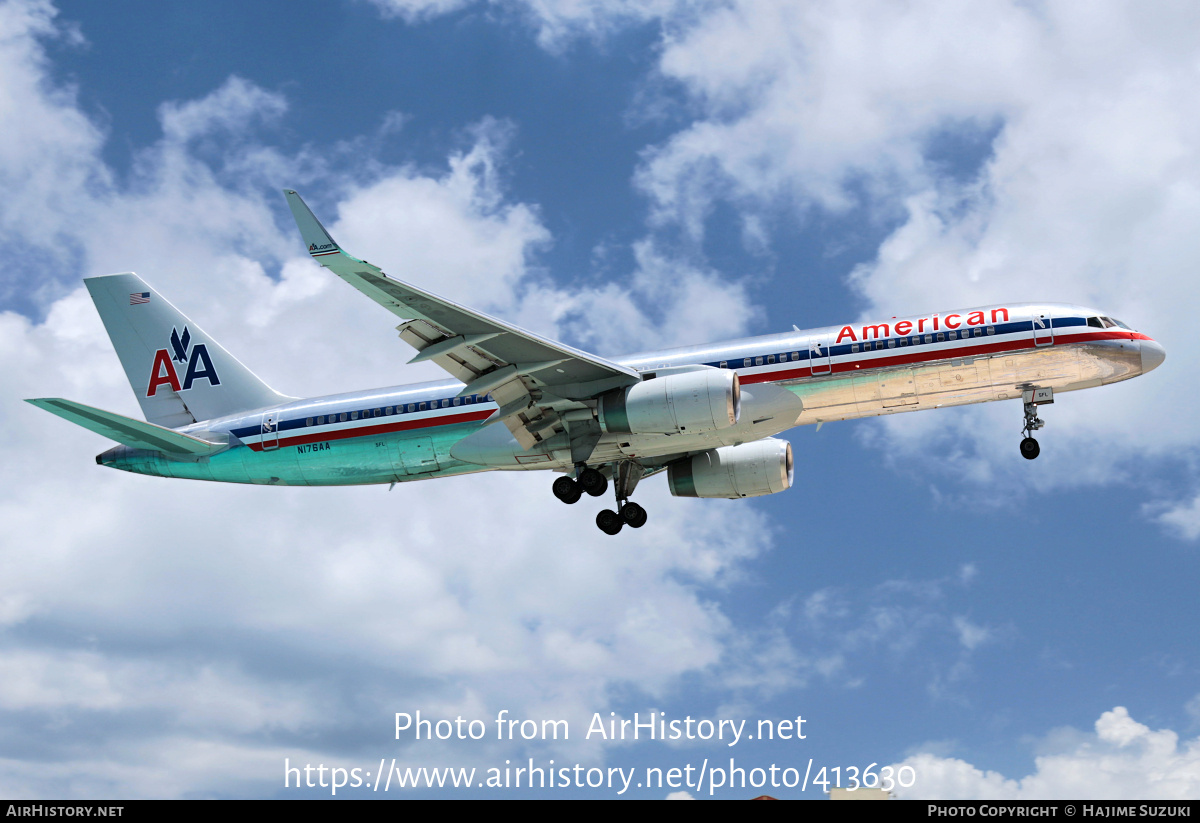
xmin=85 ymin=273 xmax=291 ymax=427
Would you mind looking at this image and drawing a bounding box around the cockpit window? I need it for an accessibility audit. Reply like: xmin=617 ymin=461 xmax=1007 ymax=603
xmin=1110 ymin=318 xmax=1132 ymax=330
xmin=1087 ymin=317 xmax=1104 ymax=328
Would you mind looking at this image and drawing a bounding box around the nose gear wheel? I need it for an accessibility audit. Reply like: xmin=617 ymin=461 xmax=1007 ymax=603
xmin=1019 ymin=387 xmax=1051 ymax=460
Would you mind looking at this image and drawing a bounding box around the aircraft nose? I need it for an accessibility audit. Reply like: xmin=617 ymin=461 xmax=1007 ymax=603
xmin=1140 ymin=339 xmax=1166 ymax=373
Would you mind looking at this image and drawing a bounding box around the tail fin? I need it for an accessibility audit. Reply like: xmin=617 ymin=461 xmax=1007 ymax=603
xmin=85 ymin=273 xmax=291 ymax=427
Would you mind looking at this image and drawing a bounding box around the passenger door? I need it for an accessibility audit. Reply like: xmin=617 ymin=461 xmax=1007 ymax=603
xmin=808 ymin=340 xmax=831 ymax=376
xmin=260 ymin=411 xmax=280 ymax=451
xmin=1033 ymin=314 xmax=1054 ymax=347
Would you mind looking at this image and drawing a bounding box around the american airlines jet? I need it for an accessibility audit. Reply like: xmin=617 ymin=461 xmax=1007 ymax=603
xmin=28 ymin=191 xmax=1166 ymax=535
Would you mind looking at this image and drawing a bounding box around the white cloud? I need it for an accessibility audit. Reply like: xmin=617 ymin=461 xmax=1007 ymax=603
xmin=1186 ymin=694 xmax=1200 ymax=726
xmin=786 ymin=567 xmax=998 ymax=694
xmin=365 ymin=0 xmax=1200 ymax=524
xmin=952 ymin=617 xmax=991 ymax=652
xmin=0 ymin=0 xmax=109 ymax=274
xmin=0 ymin=0 xmax=774 ymax=797
xmin=894 ymin=707 xmax=1200 ymax=800
xmin=158 ymin=76 xmax=288 ymax=144
xmin=618 ymin=0 xmax=1200 ymax=522
xmin=1150 ymin=493 xmax=1200 ymax=541
xmin=366 ymin=0 xmax=684 ymax=49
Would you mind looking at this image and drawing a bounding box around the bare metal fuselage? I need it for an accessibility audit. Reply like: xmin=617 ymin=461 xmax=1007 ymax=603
xmin=97 ymin=302 xmax=1161 ymax=486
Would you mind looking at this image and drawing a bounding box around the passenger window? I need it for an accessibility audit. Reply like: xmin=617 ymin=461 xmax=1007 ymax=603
xmin=791 ymin=352 xmax=799 ymax=361
xmin=374 ymin=408 xmax=381 ymax=417
xmin=888 ymin=339 xmax=895 ymax=348
xmin=719 ymin=360 xmax=727 ymax=368
xmin=419 ymin=402 xmax=427 ymax=411
xmin=973 ymin=328 xmax=982 ymax=337
xmin=339 ymin=413 xmax=347 ymax=422
xmin=851 ymin=344 xmax=859 ymax=353
xmin=464 ymin=397 xmax=473 ymax=405
xmin=767 ymin=354 xmax=776 ymax=364
xmin=385 ymin=406 xmax=393 ymax=415
xmin=755 ymin=356 xmax=764 ymax=366
xmin=899 ymin=338 xmax=908 ymax=347
xmin=937 ymin=333 xmax=945 ymax=342
xmin=351 ymin=411 xmax=359 ymax=420
xmin=987 ymin=326 xmax=995 ymax=335
xmin=306 ymin=418 xmax=313 ymax=427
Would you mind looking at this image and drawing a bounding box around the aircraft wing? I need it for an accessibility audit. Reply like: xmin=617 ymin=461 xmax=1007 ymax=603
xmin=284 ymin=189 xmax=639 ymax=451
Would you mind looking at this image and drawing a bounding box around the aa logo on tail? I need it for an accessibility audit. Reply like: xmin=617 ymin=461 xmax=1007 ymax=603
xmin=146 ymin=326 xmax=221 ymax=397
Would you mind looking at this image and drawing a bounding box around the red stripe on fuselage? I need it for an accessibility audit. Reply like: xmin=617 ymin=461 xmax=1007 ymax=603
xmin=247 ymin=408 xmax=494 ymax=451
xmin=738 ymin=329 xmax=1149 ymax=385
xmin=245 ymin=330 xmax=1151 ymax=450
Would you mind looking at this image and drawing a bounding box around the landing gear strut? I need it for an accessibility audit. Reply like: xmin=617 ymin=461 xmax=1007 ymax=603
xmin=552 ymin=462 xmax=649 ymax=535
xmin=596 ymin=461 xmax=647 ymax=535
xmin=1020 ymin=387 xmax=1052 ymax=460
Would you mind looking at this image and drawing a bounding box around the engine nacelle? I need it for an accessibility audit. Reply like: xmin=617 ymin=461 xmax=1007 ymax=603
xmin=667 ymin=439 xmax=794 ymax=499
xmin=599 ymin=368 xmax=740 ymax=435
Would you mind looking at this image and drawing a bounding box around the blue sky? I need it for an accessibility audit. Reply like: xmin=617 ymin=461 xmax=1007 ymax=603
xmin=2 ymin=0 xmax=1199 ymax=799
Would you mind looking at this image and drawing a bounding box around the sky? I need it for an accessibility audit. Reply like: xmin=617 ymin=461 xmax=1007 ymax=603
xmin=1 ymin=0 xmax=1199 ymax=800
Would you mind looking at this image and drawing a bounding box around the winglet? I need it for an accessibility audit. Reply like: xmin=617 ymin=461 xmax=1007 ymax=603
xmin=283 ymin=189 xmax=342 ymax=259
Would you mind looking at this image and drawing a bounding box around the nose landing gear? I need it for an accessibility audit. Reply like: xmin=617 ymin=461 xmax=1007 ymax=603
xmin=1020 ymin=387 xmax=1053 ymax=460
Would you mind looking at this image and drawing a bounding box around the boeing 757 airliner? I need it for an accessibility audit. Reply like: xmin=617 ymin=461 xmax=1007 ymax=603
xmin=28 ymin=191 xmax=1166 ymax=534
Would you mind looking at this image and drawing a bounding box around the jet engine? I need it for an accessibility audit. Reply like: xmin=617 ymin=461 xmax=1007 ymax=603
xmin=667 ymin=439 xmax=794 ymax=499
xmin=598 ymin=368 xmax=740 ymax=435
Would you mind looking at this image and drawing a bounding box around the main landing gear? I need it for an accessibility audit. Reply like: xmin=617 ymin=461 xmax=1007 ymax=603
xmin=552 ymin=467 xmax=606 ymax=503
xmin=1020 ymin=387 xmax=1053 ymax=460
xmin=552 ymin=462 xmax=648 ymax=535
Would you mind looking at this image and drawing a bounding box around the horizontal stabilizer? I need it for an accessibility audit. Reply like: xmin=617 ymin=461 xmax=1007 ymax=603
xmin=26 ymin=399 xmax=227 ymax=455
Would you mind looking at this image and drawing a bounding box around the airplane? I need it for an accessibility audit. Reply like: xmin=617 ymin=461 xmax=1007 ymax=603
xmin=27 ymin=190 xmax=1166 ymax=535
